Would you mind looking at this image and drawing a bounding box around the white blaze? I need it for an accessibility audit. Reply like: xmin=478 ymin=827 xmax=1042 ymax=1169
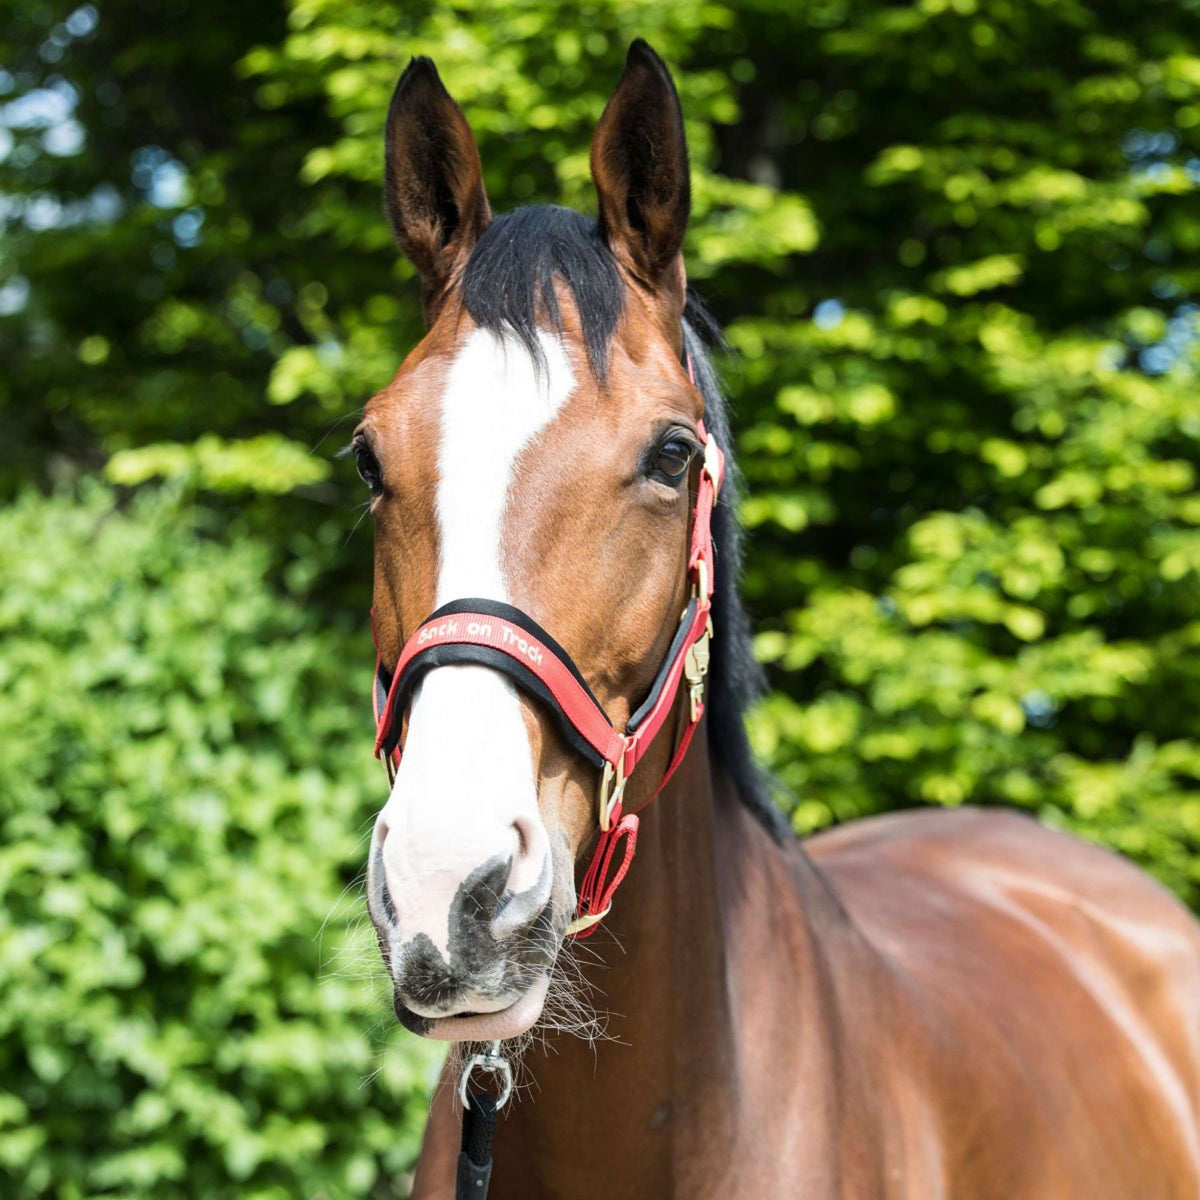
xmin=378 ymin=329 xmax=574 ymax=960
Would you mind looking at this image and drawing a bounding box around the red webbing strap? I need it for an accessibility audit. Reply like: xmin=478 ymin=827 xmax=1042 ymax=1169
xmin=569 ymin=356 xmax=715 ymax=934
xmin=621 ymin=600 xmax=711 ymax=776
xmin=688 ymin=421 xmax=723 ymax=593
xmin=654 ymin=705 xmax=703 ymax=799
xmin=375 ymin=610 xmax=626 ymax=768
xmin=571 ymin=802 xmax=639 ymax=939
xmin=569 ymin=425 xmax=723 ymax=934
xmin=616 ymin=414 xmax=721 ymax=768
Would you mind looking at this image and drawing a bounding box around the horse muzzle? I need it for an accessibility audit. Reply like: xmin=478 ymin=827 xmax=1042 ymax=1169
xmin=367 ymin=801 xmax=559 ymax=1039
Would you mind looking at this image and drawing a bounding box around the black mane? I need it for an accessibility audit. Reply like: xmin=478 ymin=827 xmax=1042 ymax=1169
xmin=681 ymin=309 xmax=790 ymax=842
xmin=462 ymin=206 xmax=623 ymax=382
xmin=461 ymin=204 xmax=790 ymax=842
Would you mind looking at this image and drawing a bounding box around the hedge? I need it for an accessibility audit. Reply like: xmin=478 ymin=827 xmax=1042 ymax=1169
xmin=0 ymin=484 xmax=438 ymax=1198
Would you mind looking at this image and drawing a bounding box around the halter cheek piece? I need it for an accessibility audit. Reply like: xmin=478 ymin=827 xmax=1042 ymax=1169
xmin=369 ymin=384 xmax=725 ymax=938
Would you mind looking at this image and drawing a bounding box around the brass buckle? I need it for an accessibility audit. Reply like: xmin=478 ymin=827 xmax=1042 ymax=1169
xmin=598 ymin=756 xmax=627 ymax=832
xmin=684 ymin=618 xmax=713 ymax=724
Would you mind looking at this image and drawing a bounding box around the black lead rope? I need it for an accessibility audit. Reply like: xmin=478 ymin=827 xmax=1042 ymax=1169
xmin=457 ymin=1090 xmax=498 ymax=1199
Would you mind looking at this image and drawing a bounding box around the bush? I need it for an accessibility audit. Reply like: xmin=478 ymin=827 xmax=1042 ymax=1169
xmin=0 ymin=484 xmax=439 ymax=1199
xmin=3 ymin=11 xmax=1199 ymax=1195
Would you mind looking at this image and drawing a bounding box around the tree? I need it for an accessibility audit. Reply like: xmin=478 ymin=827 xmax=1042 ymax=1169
xmin=3 ymin=2 xmax=1200 ymax=1190
xmin=254 ymin=0 xmax=1200 ymax=899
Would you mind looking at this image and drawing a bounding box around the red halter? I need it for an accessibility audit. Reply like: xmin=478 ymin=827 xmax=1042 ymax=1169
xmin=370 ymin=394 xmax=724 ymax=938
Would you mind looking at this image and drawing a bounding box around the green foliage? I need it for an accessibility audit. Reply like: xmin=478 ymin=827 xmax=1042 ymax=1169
xmin=710 ymin=0 xmax=1200 ymax=902
xmin=105 ymin=434 xmax=331 ymax=493
xmin=252 ymin=0 xmax=1200 ymax=900
xmin=0 ymin=484 xmax=439 ymax=1198
xmin=3 ymin=0 xmax=1200 ymax=1192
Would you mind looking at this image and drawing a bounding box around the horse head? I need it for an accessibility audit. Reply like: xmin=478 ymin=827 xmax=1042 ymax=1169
xmin=358 ymin=42 xmax=705 ymax=1040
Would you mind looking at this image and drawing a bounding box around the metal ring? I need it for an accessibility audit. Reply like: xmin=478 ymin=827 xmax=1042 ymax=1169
xmin=458 ymin=1040 xmax=513 ymax=1111
xmin=598 ymin=757 xmax=627 ymax=833
xmin=565 ymin=903 xmax=611 ymax=937
xmin=598 ymin=761 xmax=614 ymax=832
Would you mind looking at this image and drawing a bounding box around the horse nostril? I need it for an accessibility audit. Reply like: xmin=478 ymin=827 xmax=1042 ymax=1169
xmin=508 ymin=814 xmax=548 ymax=896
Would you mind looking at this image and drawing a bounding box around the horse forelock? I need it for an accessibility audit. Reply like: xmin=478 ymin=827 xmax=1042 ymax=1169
xmin=460 ymin=205 xmax=624 ymax=383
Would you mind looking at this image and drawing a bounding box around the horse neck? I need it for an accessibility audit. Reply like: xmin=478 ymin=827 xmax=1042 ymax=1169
xmin=498 ymin=720 xmax=836 ymax=1195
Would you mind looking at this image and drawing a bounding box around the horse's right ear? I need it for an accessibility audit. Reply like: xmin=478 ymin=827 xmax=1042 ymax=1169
xmin=384 ymin=57 xmax=491 ymax=322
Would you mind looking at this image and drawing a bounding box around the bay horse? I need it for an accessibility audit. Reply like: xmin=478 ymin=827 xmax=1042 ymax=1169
xmin=354 ymin=40 xmax=1200 ymax=1198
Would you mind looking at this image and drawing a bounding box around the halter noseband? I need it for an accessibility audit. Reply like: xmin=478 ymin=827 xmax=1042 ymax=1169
xmin=370 ymin=371 xmax=724 ymax=938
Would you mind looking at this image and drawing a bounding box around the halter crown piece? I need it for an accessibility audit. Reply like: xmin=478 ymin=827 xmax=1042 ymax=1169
xmin=370 ymin=355 xmax=724 ymax=938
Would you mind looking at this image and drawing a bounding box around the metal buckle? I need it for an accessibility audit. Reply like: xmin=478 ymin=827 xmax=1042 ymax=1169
xmin=458 ymin=1040 xmax=513 ymax=1111
xmin=683 ymin=620 xmax=713 ymax=724
xmin=598 ymin=756 xmax=627 ymax=833
xmin=703 ymin=435 xmax=723 ymax=491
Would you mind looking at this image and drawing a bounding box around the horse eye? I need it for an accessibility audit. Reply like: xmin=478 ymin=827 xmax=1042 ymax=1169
xmin=353 ymin=440 xmax=383 ymax=495
xmin=651 ymin=437 xmax=694 ymax=486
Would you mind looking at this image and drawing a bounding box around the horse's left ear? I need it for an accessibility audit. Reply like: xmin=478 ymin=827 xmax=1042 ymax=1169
xmin=590 ymin=40 xmax=690 ymax=302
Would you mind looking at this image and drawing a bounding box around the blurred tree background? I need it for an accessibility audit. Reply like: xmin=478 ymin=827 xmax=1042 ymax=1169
xmin=3 ymin=0 xmax=1200 ymax=1194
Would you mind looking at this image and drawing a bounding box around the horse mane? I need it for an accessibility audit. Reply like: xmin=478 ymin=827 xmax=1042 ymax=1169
xmin=460 ymin=204 xmax=790 ymax=843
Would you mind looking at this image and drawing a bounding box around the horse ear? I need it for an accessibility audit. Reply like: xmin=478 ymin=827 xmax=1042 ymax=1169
xmin=384 ymin=57 xmax=491 ymax=321
xmin=590 ymin=40 xmax=690 ymax=298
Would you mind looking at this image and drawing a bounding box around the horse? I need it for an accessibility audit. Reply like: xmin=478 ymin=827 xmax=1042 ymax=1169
xmin=352 ymin=39 xmax=1200 ymax=1199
